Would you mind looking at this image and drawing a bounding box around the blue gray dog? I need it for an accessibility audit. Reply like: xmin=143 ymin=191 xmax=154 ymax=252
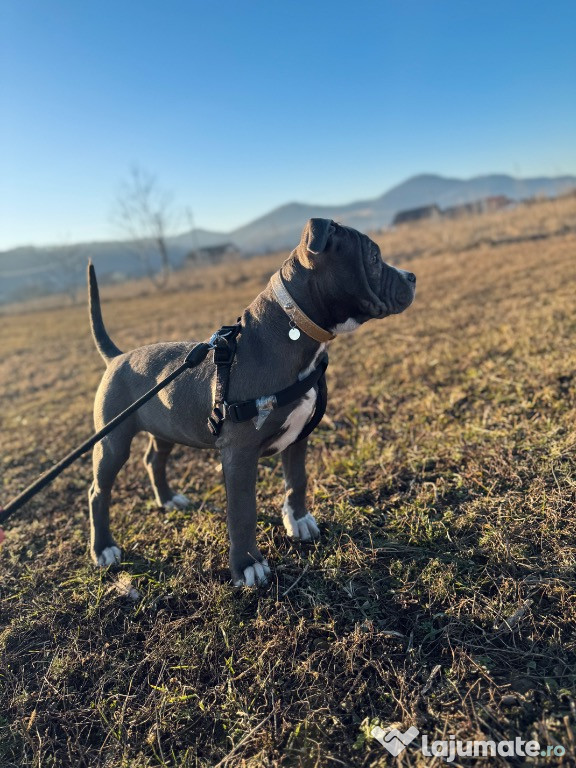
xmin=87 ymin=219 xmax=416 ymax=586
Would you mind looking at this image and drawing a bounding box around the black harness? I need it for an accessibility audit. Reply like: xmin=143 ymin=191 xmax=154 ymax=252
xmin=206 ymin=322 xmax=328 ymax=443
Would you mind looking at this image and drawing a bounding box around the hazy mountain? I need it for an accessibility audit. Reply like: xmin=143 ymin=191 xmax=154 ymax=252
xmin=1 ymin=173 xmax=575 ymax=304
xmin=226 ymin=173 xmax=576 ymax=251
xmin=0 ymin=234 xmax=225 ymax=304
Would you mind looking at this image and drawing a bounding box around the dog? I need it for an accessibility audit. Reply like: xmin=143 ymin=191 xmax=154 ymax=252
xmin=87 ymin=218 xmax=416 ymax=586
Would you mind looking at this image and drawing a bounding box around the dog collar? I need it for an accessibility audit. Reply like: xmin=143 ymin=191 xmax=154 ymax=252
xmin=270 ymin=271 xmax=336 ymax=343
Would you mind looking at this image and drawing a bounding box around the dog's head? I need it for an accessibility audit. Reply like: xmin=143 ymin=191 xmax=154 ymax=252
xmin=295 ymin=218 xmax=416 ymax=332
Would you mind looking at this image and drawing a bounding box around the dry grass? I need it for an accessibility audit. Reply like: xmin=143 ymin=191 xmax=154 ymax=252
xmin=1 ymin=196 xmax=576 ymax=767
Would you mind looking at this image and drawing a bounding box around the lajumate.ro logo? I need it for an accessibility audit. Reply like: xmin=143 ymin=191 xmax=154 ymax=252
xmin=370 ymin=725 xmax=567 ymax=761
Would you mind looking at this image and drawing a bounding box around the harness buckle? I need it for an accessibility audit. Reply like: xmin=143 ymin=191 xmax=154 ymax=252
xmin=213 ymin=340 xmax=235 ymax=366
xmin=211 ymin=326 xmax=240 ymax=366
xmin=224 ymin=402 xmax=242 ymax=423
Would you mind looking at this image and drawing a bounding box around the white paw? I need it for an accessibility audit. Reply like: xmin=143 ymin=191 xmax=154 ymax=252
xmin=282 ymin=505 xmax=320 ymax=541
xmin=97 ymin=546 xmax=122 ymax=567
xmin=163 ymin=493 xmax=190 ymax=510
xmin=233 ymin=560 xmax=271 ymax=587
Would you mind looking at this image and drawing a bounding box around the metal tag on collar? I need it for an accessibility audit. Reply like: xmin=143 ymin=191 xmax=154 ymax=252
xmin=288 ymin=324 xmax=301 ymax=341
xmin=283 ymin=300 xmax=301 ymax=341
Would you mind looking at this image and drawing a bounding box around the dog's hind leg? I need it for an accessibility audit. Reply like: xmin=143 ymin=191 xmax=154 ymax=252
xmin=281 ymin=438 xmax=320 ymax=541
xmin=89 ymin=428 xmax=133 ymax=567
xmin=143 ymin=435 xmax=190 ymax=510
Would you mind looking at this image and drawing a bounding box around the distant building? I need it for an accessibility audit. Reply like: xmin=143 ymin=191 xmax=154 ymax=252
xmin=482 ymin=195 xmax=511 ymax=212
xmin=393 ymin=197 xmax=513 ymax=226
xmin=392 ymin=205 xmax=441 ymax=226
xmin=443 ymin=201 xmax=484 ymax=219
xmin=444 ymin=196 xmax=511 ymax=219
xmin=187 ymin=242 xmax=240 ymax=265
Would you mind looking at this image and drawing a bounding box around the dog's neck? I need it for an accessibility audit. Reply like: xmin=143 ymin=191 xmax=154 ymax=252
xmin=277 ymin=255 xmax=336 ymax=335
xmin=238 ymin=285 xmax=328 ymax=381
xmin=270 ymin=271 xmax=335 ymax=343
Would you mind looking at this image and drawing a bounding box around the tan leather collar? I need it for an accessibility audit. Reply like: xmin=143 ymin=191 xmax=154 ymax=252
xmin=270 ymin=271 xmax=336 ymax=343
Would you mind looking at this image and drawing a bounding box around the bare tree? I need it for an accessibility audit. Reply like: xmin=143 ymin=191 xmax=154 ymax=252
xmin=113 ymin=167 xmax=178 ymax=290
xmin=48 ymin=243 xmax=87 ymax=305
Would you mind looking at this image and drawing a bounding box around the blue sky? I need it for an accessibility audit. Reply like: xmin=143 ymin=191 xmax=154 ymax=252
xmin=1 ymin=0 xmax=575 ymax=249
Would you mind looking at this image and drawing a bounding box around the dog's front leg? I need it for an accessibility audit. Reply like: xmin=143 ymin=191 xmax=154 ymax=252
xmin=281 ymin=438 xmax=320 ymax=541
xmin=221 ymin=446 xmax=270 ymax=587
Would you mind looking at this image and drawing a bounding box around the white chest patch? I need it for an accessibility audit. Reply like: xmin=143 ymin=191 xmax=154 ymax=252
xmin=332 ymin=318 xmax=360 ymax=334
xmin=269 ymin=344 xmax=325 ymax=454
xmin=299 ymin=343 xmax=326 ymax=379
xmin=269 ymin=389 xmax=316 ymax=454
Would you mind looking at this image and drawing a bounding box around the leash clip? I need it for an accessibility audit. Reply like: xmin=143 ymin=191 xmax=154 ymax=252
xmin=210 ymin=325 xmax=241 ymax=366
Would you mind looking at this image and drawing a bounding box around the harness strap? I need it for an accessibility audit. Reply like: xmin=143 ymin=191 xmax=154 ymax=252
xmin=225 ymin=358 xmax=328 ymax=424
xmin=207 ymin=323 xmax=242 ymax=436
xmin=207 ymin=322 xmax=329 ymax=442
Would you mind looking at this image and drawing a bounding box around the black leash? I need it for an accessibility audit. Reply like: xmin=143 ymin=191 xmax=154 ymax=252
xmin=0 ymin=339 xmax=214 ymax=527
xmin=0 ymin=325 xmax=328 ymax=530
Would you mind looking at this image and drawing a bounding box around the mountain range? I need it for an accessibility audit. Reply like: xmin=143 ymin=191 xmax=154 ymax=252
xmin=1 ymin=173 xmax=575 ymax=304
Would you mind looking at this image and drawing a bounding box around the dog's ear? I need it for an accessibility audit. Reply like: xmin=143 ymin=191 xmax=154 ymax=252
xmin=298 ymin=218 xmax=335 ymax=267
xmin=305 ymin=218 xmax=334 ymax=255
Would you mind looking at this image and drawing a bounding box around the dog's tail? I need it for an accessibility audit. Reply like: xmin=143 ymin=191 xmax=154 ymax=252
xmin=87 ymin=260 xmax=123 ymax=364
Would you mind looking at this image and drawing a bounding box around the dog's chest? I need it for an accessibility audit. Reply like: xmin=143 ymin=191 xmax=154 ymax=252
xmin=269 ymin=389 xmax=317 ymax=453
xmin=268 ymin=344 xmax=325 ymax=454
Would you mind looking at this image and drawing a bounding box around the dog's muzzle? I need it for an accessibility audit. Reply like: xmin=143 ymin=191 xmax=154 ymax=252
xmin=393 ymin=267 xmax=416 ymax=312
xmin=376 ymin=265 xmax=416 ymax=316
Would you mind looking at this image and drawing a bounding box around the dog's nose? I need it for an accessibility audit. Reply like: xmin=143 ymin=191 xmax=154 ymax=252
xmin=405 ymin=272 xmax=416 ymax=284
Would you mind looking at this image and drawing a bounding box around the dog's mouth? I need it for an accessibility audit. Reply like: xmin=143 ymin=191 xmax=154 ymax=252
xmin=388 ymin=267 xmax=416 ymax=314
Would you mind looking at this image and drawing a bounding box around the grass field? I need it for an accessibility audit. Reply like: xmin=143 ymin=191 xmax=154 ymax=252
xmin=1 ymin=195 xmax=576 ymax=767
